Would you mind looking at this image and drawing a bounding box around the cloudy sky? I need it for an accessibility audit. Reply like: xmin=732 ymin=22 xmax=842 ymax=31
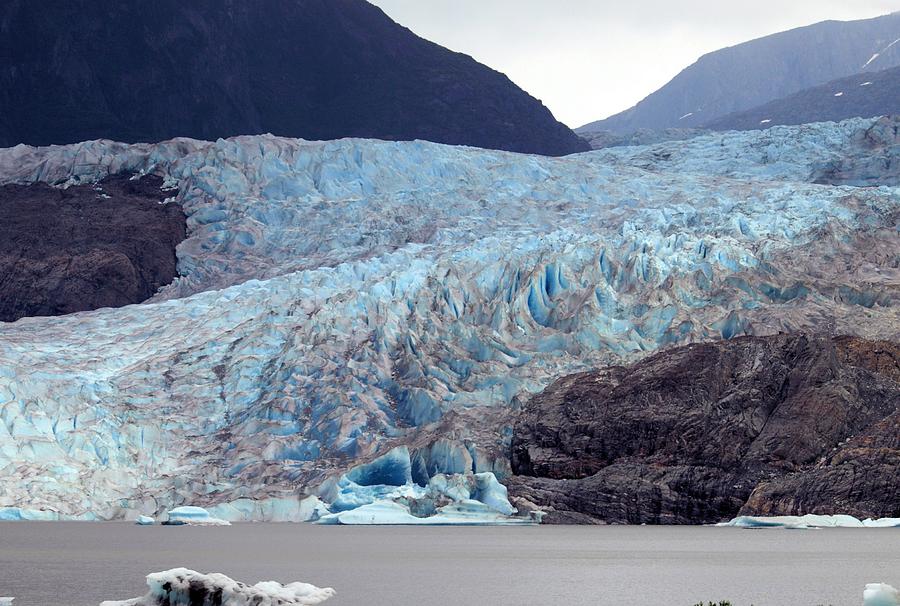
xmin=369 ymin=0 xmax=899 ymax=128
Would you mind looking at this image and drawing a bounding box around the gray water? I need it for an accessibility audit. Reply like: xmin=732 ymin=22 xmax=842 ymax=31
xmin=0 ymin=523 xmax=898 ymax=606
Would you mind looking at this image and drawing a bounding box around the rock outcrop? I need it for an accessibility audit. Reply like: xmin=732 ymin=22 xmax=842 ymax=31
xmin=508 ymin=335 xmax=900 ymax=524
xmin=0 ymin=174 xmax=185 ymax=322
xmin=0 ymin=0 xmax=587 ymax=156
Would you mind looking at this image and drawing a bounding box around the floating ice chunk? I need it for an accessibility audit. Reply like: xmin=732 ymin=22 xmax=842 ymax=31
xmin=316 ymin=500 xmax=422 ymax=525
xmin=760 ymin=119 xmax=772 ymax=124
xmin=163 ymin=506 xmax=231 ymax=526
xmin=834 ymin=92 xmax=844 ymax=97
xmin=861 ymin=81 xmax=873 ymax=86
xmin=679 ymin=112 xmax=694 ymax=120
xmin=719 ymin=515 xmax=900 ymax=529
xmin=0 ymin=598 xmax=13 ymax=605
xmin=316 ymin=499 xmax=535 ymax=525
xmin=862 ymin=518 xmax=900 ymax=528
xmin=135 ymin=515 xmax=155 ymax=525
xmin=99 ymin=568 xmax=335 ymax=606
xmin=864 ymin=583 xmax=899 ymax=606
xmin=206 ymin=496 xmax=331 ymax=523
xmin=0 ymin=507 xmax=58 ymax=521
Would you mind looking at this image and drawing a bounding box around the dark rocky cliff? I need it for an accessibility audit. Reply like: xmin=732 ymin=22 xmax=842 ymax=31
xmin=0 ymin=175 xmax=185 ymax=322
xmin=508 ymin=334 xmax=900 ymax=524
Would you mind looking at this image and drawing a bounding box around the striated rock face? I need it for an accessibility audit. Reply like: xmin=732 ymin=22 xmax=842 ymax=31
xmin=508 ymin=335 xmax=900 ymax=524
xmin=0 ymin=174 xmax=185 ymax=322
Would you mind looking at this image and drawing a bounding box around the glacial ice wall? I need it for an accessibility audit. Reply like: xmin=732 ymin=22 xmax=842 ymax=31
xmin=0 ymin=118 xmax=897 ymax=519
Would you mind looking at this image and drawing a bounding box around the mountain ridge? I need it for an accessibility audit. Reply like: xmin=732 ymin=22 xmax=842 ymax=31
xmin=579 ymin=12 xmax=900 ymax=134
xmin=0 ymin=0 xmax=588 ymax=155
xmin=706 ymin=65 xmax=900 ymax=131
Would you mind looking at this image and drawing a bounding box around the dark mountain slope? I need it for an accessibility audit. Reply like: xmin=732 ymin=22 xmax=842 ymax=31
xmin=508 ymin=335 xmax=900 ymax=524
xmin=579 ymin=13 xmax=900 ymax=134
xmin=0 ymin=0 xmax=587 ymax=155
xmin=706 ymin=66 xmax=900 ymax=131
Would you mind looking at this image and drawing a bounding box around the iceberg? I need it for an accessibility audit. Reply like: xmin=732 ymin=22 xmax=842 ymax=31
xmin=719 ymin=515 xmax=900 ymax=529
xmin=316 ymin=499 xmax=537 ymax=526
xmin=99 ymin=568 xmax=334 ymax=606
xmin=205 ymin=496 xmax=331 ymax=523
xmin=0 ymin=118 xmax=897 ymax=520
xmin=163 ymin=506 xmax=231 ymax=526
xmin=865 ymin=583 xmax=900 ymax=606
xmin=135 ymin=515 xmax=155 ymax=526
xmin=313 ymin=447 xmax=531 ymax=524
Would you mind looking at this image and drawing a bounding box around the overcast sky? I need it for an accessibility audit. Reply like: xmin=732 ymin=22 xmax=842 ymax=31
xmin=369 ymin=0 xmax=899 ymax=128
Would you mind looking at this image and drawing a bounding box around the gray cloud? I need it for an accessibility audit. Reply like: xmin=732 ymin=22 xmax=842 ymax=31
xmin=369 ymin=0 xmax=899 ymax=127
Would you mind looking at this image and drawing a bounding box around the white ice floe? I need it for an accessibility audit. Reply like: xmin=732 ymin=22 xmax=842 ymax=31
xmin=678 ymin=112 xmax=694 ymax=120
xmin=163 ymin=506 xmax=231 ymax=526
xmin=100 ymin=568 xmax=335 ymax=606
xmin=719 ymin=515 xmax=900 ymax=529
xmin=0 ymin=598 xmax=13 ymax=605
xmin=861 ymin=81 xmax=874 ymax=86
xmin=759 ymin=119 xmax=772 ymax=124
xmin=206 ymin=496 xmax=331 ymax=523
xmin=135 ymin=515 xmax=155 ymax=525
xmin=864 ymin=583 xmax=899 ymax=606
xmin=834 ymin=91 xmax=844 ymax=97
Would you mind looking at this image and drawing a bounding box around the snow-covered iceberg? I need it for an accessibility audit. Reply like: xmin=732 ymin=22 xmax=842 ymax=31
xmin=865 ymin=583 xmax=899 ymax=606
xmin=0 ymin=118 xmax=897 ymax=520
xmin=719 ymin=515 xmax=900 ymax=529
xmin=163 ymin=506 xmax=230 ymax=526
xmin=99 ymin=568 xmax=334 ymax=606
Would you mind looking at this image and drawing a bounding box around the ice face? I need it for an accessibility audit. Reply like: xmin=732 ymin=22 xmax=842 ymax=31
xmin=99 ymin=568 xmax=335 ymax=606
xmin=0 ymin=118 xmax=897 ymax=520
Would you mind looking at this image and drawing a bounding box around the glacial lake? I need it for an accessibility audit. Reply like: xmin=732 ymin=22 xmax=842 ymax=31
xmin=1 ymin=523 xmax=898 ymax=606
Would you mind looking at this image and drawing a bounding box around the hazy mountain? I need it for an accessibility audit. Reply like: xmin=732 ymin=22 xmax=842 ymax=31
xmin=579 ymin=12 xmax=900 ymax=134
xmin=706 ymin=65 xmax=900 ymax=131
xmin=0 ymin=0 xmax=588 ymax=155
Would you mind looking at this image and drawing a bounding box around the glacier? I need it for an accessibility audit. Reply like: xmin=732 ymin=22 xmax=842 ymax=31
xmin=100 ymin=568 xmax=335 ymax=606
xmin=0 ymin=117 xmax=897 ymax=521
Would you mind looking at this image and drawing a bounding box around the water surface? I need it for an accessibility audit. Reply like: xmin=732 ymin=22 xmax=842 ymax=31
xmin=1 ymin=523 xmax=897 ymax=605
